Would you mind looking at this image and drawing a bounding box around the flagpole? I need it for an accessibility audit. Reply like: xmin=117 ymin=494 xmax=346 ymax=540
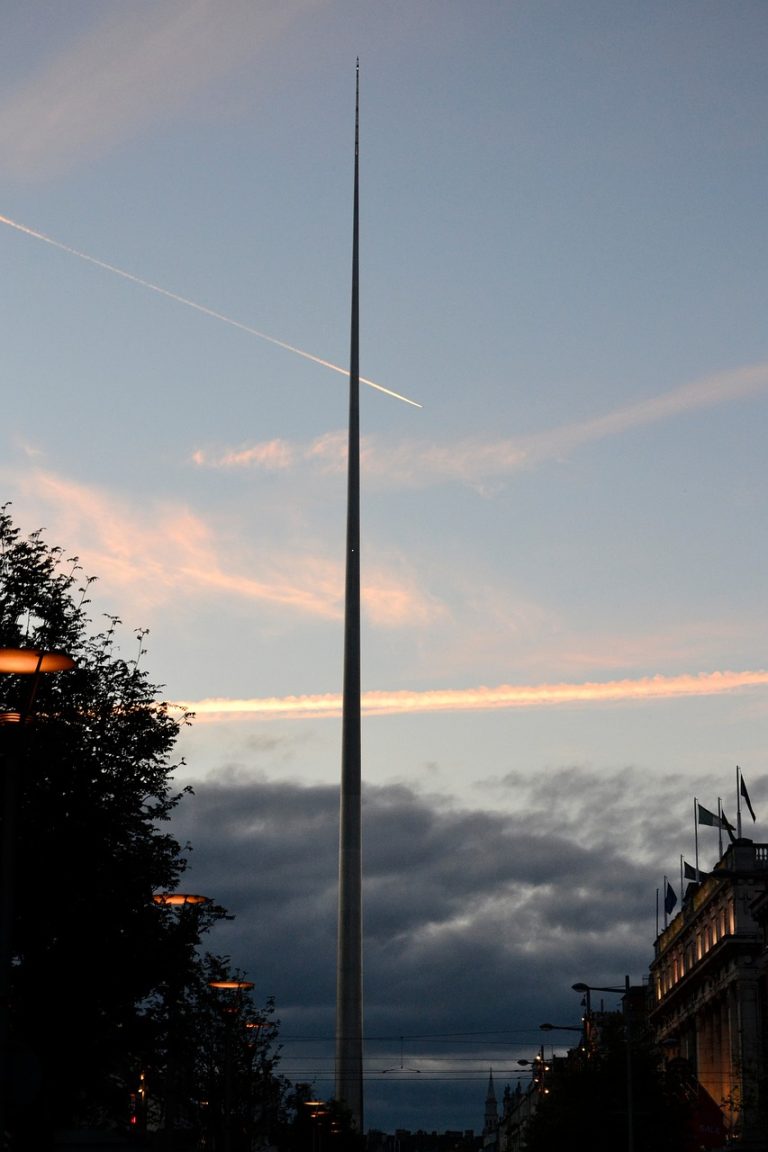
xmin=679 ymin=854 xmax=683 ymax=899
xmin=694 ymin=798 xmax=700 ymax=880
xmin=717 ymin=798 xmax=724 ymax=856
xmin=737 ymin=764 xmax=742 ymax=839
xmin=655 ymin=887 xmax=659 ymax=937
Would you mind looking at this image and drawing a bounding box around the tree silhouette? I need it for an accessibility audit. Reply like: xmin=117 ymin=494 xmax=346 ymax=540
xmin=0 ymin=507 xmax=218 ymax=1142
xmin=522 ymin=1012 xmax=695 ymax=1152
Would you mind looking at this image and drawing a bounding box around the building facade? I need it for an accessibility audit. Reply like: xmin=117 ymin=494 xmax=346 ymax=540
xmin=649 ymin=839 xmax=768 ymax=1150
xmin=481 ymin=839 xmax=768 ymax=1150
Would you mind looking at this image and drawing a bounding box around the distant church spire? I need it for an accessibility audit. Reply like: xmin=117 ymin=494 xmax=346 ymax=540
xmin=484 ymin=1068 xmax=499 ymax=1133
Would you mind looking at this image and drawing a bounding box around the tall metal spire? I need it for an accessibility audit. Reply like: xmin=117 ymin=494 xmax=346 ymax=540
xmin=335 ymin=58 xmax=363 ymax=1131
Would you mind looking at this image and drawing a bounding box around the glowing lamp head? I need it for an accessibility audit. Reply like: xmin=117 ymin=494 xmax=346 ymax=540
xmin=153 ymin=892 xmax=210 ymax=907
xmin=0 ymin=648 xmax=75 ymax=674
xmin=208 ymin=979 xmax=254 ymax=991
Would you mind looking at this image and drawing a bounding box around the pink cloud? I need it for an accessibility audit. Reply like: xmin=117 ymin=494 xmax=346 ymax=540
xmin=12 ymin=468 xmax=442 ymax=627
xmin=191 ymin=361 xmax=768 ymax=488
xmin=0 ymin=1 xmax=317 ymax=178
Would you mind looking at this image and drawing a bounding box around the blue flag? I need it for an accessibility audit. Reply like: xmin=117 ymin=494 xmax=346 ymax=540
xmin=664 ymin=880 xmax=677 ymax=916
xmin=740 ymin=772 xmax=757 ymax=822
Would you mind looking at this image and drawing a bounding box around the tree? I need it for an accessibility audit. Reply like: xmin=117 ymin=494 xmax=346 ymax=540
xmin=0 ymin=507 xmax=214 ymax=1141
xmin=185 ymin=956 xmax=287 ymax=1152
xmin=522 ymin=1012 xmax=695 ymax=1152
xmin=275 ymin=1082 xmax=366 ymax=1152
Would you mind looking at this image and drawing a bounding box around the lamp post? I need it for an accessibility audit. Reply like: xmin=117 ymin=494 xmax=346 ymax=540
xmin=153 ymin=892 xmax=211 ymax=908
xmin=0 ymin=647 xmax=75 ymax=1145
xmin=153 ymin=892 xmax=213 ymax=1137
xmin=208 ymin=980 xmax=255 ymax=1152
xmin=244 ymin=1019 xmax=278 ymax=1146
xmin=303 ymin=1100 xmax=328 ymax=1152
xmin=209 ymin=980 xmax=255 ymax=992
xmin=516 ymin=1049 xmax=549 ymax=1095
xmin=572 ymin=977 xmax=633 ymax=1152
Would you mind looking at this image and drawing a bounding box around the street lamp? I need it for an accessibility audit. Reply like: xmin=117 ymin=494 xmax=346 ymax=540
xmin=304 ymin=1100 xmax=329 ymax=1152
xmin=0 ymin=646 xmax=75 ymax=1144
xmin=572 ymin=980 xmax=627 ymax=1008
xmin=539 ymin=1022 xmax=586 ymax=1054
xmin=0 ymin=648 xmax=76 ymax=674
xmin=516 ymin=1050 xmax=550 ymax=1094
xmin=153 ymin=892 xmax=214 ymax=1135
xmin=209 ymin=980 xmax=255 ymax=991
xmin=572 ymin=977 xmax=634 ymax=1152
xmin=208 ymin=979 xmax=256 ymax=1152
xmin=153 ymin=892 xmax=211 ymax=907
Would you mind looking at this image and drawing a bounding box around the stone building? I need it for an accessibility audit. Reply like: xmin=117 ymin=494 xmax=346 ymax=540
xmin=480 ymin=836 xmax=768 ymax=1150
xmin=649 ymin=838 xmax=768 ymax=1150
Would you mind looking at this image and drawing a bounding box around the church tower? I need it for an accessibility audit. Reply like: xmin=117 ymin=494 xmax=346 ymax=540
xmin=484 ymin=1068 xmax=499 ymax=1134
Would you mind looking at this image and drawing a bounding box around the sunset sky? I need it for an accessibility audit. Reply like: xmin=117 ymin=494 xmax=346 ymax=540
xmin=3 ymin=1 xmax=768 ymax=1133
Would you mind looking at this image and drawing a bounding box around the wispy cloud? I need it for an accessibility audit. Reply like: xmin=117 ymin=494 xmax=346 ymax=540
xmin=193 ymin=361 xmax=768 ymax=487
xmin=0 ymin=1 xmax=316 ymax=178
xmin=11 ymin=469 xmax=342 ymax=618
xmin=176 ymin=668 xmax=768 ymax=720
xmin=9 ymin=468 xmax=442 ymax=626
xmin=191 ymin=440 xmax=296 ymax=471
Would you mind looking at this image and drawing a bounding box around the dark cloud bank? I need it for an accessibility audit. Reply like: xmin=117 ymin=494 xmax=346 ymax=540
xmin=167 ymin=764 xmax=705 ymax=1133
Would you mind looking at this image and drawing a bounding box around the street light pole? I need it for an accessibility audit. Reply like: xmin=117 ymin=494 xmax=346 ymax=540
xmin=572 ymin=977 xmax=634 ymax=1152
xmin=208 ymin=979 xmax=255 ymax=1152
xmin=153 ymin=892 xmax=213 ymax=1136
xmin=0 ymin=647 xmax=75 ymax=1147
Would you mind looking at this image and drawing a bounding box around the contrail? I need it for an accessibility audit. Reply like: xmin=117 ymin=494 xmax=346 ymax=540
xmin=0 ymin=212 xmax=421 ymax=408
xmin=174 ymin=668 xmax=768 ymax=721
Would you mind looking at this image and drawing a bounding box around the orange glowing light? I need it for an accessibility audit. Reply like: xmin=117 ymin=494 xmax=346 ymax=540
xmin=0 ymin=648 xmax=76 ymax=674
xmin=152 ymin=892 xmax=210 ymax=906
xmin=208 ymin=980 xmax=254 ymax=991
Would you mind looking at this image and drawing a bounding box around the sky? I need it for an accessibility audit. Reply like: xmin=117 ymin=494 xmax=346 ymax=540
xmin=2 ymin=0 xmax=768 ymax=1135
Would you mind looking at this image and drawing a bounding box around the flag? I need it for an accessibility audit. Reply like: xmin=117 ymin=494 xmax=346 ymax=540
xmin=697 ymin=803 xmax=722 ymax=827
xmin=721 ymin=807 xmax=736 ymax=843
xmin=683 ymin=860 xmax=699 ymax=880
xmin=664 ymin=881 xmax=678 ymax=915
xmin=740 ymin=772 xmax=757 ymax=822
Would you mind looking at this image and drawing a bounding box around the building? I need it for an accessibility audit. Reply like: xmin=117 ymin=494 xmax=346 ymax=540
xmin=480 ymin=837 xmax=768 ymax=1151
xmin=496 ymin=1077 xmax=538 ymax=1152
xmin=649 ymin=838 xmax=768 ymax=1150
xmin=482 ymin=1069 xmax=498 ymax=1150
